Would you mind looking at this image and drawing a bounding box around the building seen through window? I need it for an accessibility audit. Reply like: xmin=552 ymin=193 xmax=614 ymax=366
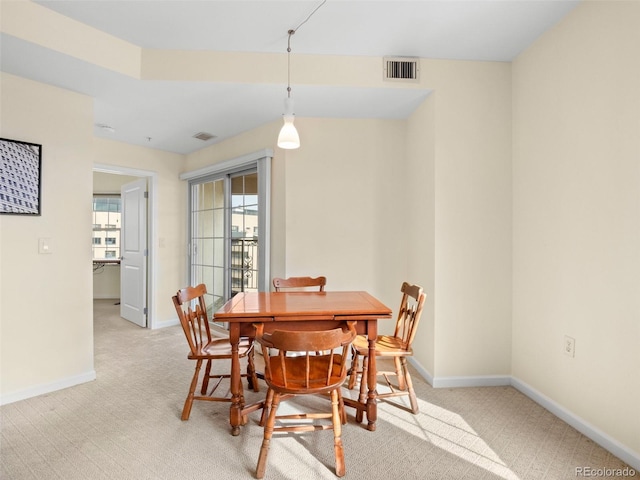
xmin=92 ymin=196 xmax=121 ymax=260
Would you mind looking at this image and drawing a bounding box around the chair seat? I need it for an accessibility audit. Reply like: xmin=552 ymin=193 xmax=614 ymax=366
xmin=204 ymin=337 xmax=253 ymax=356
xmin=189 ymin=337 xmax=253 ymax=358
xmin=351 ymin=334 xmax=411 ymax=356
xmin=265 ymin=353 xmax=345 ymax=394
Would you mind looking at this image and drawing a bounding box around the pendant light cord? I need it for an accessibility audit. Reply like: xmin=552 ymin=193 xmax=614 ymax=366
xmin=293 ymin=0 xmax=326 ymax=32
xmin=286 ymin=30 xmax=294 ymax=98
xmin=285 ymin=0 xmax=326 ymax=98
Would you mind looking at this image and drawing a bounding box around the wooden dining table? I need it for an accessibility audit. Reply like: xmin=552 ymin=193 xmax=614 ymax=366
xmin=214 ymin=290 xmax=392 ymax=436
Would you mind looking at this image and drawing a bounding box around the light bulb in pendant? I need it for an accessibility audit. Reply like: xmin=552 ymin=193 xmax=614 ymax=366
xmin=277 ymin=97 xmax=300 ymax=149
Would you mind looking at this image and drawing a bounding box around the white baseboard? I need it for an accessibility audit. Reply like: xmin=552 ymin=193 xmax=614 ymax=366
xmin=407 ymin=356 xmax=434 ymax=385
xmin=432 ymin=374 xmax=512 ymax=388
xmin=511 ymin=377 xmax=640 ymax=472
xmin=151 ymin=317 xmax=179 ymax=329
xmin=0 ymin=370 xmax=96 ymax=406
xmin=408 ymin=358 xmax=511 ymax=388
xmin=407 ymin=358 xmax=639 ymax=472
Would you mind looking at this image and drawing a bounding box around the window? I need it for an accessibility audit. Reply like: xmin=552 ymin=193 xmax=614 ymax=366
xmin=92 ymin=195 xmax=121 ymax=260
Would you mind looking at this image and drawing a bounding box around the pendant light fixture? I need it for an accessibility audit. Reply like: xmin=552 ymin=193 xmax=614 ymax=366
xmin=276 ymin=0 xmax=326 ymax=150
xmin=277 ymin=29 xmax=300 ymax=149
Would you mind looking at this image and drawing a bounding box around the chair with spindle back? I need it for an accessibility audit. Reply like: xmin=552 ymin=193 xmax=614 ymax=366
xmin=347 ymin=282 xmax=426 ymax=415
xmin=272 ymin=276 xmax=328 ymax=358
xmin=172 ymin=284 xmax=259 ymax=421
xmin=253 ymin=321 xmax=357 ymax=478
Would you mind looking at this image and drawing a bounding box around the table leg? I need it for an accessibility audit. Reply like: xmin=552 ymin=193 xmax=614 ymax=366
xmin=229 ymin=324 xmax=244 ymax=436
xmin=365 ymin=334 xmax=378 ymax=431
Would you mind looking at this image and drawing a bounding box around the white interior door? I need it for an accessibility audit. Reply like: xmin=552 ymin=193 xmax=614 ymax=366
xmin=120 ymin=178 xmax=147 ymax=327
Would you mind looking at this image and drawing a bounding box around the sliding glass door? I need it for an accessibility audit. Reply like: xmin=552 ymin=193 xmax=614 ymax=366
xmin=189 ymin=163 xmax=268 ymax=321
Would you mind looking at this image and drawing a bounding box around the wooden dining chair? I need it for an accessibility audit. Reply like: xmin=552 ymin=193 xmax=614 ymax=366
xmin=273 ymin=276 xmax=328 ymax=358
xmin=253 ymin=321 xmax=357 ymax=479
xmin=347 ymin=282 xmax=426 ymax=415
xmin=172 ymin=284 xmax=259 ymax=421
xmin=272 ymin=276 xmax=326 ymax=291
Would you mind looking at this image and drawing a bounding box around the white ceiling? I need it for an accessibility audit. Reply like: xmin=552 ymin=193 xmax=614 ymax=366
xmin=1 ymin=0 xmax=579 ymax=154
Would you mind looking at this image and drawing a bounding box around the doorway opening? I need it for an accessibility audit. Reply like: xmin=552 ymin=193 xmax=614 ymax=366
xmin=93 ymin=164 xmax=157 ymax=329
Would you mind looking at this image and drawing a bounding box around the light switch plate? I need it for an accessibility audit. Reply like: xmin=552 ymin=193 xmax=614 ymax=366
xmin=39 ymin=237 xmax=53 ymax=254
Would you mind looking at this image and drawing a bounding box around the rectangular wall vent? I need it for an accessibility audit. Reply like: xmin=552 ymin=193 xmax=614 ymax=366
xmin=383 ymin=57 xmax=419 ymax=82
xmin=193 ymin=132 xmax=216 ymax=141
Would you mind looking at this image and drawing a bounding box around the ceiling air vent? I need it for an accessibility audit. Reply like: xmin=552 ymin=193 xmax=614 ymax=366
xmin=193 ymin=132 xmax=216 ymax=141
xmin=383 ymin=57 xmax=419 ymax=82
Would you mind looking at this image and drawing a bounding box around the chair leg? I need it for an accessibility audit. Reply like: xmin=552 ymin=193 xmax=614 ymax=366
xmin=256 ymin=391 xmax=281 ymax=479
xmin=347 ymin=348 xmax=359 ymax=389
xmin=401 ymin=357 xmax=419 ymax=414
xmin=182 ymin=359 xmax=203 ymax=421
xmin=201 ymin=359 xmax=212 ymax=394
xmin=337 ymin=389 xmax=347 ymax=425
xmin=259 ymin=388 xmax=274 ymax=427
xmin=331 ymin=389 xmax=346 ymax=477
xmin=247 ymin=349 xmax=260 ymax=392
xmin=393 ymin=357 xmax=407 ymax=391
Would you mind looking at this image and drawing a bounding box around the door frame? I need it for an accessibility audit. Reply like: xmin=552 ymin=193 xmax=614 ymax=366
xmin=94 ymin=163 xmax=158 ymax=329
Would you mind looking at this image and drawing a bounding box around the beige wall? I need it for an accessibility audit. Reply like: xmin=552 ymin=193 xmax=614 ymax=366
xmin=92 ymin=264 xmax=120 ymax=299
xmin=406 ymin=95 xmax=436 ymax=375
xmin=93 ymin=171 xmax=139 ymax=194
xmin=0 ymin=73 xmax=186 ymax=402
xmin=281 ymin=117 xmax=406 ymax=312
xmin=513 ymin=0 xmax=640 ymax=457
xmin=0 ymin=73 xmax=95 ymax=399
xmin=429 ymin=59 xmax=513 ymax=380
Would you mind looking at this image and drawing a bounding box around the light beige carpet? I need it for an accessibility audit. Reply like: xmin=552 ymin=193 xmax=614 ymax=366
xmin=0 ymin=300 xmax=636 ymax=480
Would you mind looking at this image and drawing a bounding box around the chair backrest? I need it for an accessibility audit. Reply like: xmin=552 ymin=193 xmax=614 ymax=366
xmin=272 ymin=276 xmax=326 ymax=292
xmin=255 ymin=322 xmax=356 ymax=393
xmin=172 ymin=284 xmax=212 ymax=356
xmin=393 ymin=282 xmax=426 ymax=350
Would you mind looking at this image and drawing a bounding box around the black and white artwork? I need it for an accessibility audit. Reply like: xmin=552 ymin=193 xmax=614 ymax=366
xmin=0 ymin=138 xmax=42 ymax=215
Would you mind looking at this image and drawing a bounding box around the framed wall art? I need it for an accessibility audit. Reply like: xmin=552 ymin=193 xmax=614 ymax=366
xmin=0 ymin=138 xmax=42 ymax=215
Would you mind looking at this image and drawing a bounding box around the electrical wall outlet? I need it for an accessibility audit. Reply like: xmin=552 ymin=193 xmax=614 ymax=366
xmin=564 ymin=335 xmax=575 ymax=357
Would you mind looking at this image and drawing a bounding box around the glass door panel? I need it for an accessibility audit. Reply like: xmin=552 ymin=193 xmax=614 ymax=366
xmin=189 ymin=169 xmax=259 ymax=320
xmin=190 ymin=178 xmax=225 ymax=316
xmin=230 ymin=173 xmax=259 ymax=295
